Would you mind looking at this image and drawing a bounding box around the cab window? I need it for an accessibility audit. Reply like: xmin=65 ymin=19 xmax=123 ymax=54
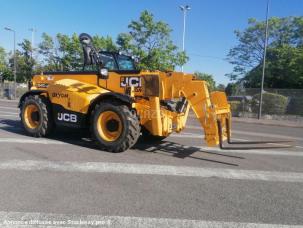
xmin=116 ymin=55 xmax=136 ymax=70
xmin=99 ymin=53 xmax=118 ymax=70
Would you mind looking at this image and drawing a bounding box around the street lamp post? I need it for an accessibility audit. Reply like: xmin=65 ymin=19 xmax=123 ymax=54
xmin=29 ymin=28 xmax=37 ymax=72
xmin=179 ymin=5 xmax=190 ymax=72
xmin=4 ymin=27 xmax=17 ymax=99
xmin=29 ymin=28 xmax=36 ymax=48
xmin=258 ymin=0 xmax=270 ymax=119
xmin=29 ymin=28 xmax=36 ymax=58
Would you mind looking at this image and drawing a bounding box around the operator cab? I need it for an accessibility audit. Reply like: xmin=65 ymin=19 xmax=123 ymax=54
xmin=42 ymin=33 xmax=139 ymax=75
xmin=99 ymin=51 xmax=137 ymax=71
xmin=79 ymin=33 xmax=139 ymax=74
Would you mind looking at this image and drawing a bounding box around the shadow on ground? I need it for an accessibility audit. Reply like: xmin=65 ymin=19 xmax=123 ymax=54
xmin=0 ymin=118 xmax=243 ymax=166
xmin=135 ymin=140 xmax=243 ymax=166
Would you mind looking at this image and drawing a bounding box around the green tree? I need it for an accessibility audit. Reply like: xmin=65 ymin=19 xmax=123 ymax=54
xmin=266 ymin=45 xmax=303 ymax=88
xmin=225 ymin=83 xmax=238 ymax=96
xmin=38 ymin=33 xmax=119 ymax=71
xmin=0 ymin=47 xmax=5 ymax=68
xmin=38 ymin=33 xmax=61 ymax=71
xmin=15 ymin=39 xmax=35 ymax=82
xmin=34 ymin=11 xmax=188 ymax=73
xmin=56 ymin=33 xmax=82 ymax=71
xmin=0 ymin=47 xmax=7 ymax=80
xmin=242 ymin=45 xmax=303 ymax=88
xmin=216 ymin=84 xmax=226 ymax=91
xmin=194 ymin=72 xmax=216 ymax=91
xmin=93 ymin=35 xmax=118 ymax=52
xmin=0 ymin=47 xmax=13 ymax=81
xmin=117 ymin=10 xmax=188 ymax=71
xmin=227 ymin=16 xmax=303 ymax=88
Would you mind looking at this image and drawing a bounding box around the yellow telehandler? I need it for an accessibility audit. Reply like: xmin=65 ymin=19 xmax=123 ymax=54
xmin=19 ymin=33 xmax=289 ymax=152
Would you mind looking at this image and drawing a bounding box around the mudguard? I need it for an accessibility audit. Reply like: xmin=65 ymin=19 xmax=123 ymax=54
xmin=18 ymin=90 xmax=47 ymax=108
xmin=88 ymin=92 xmax=133 ymax=115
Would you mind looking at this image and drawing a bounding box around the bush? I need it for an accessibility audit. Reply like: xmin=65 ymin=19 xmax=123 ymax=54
xmin=229 ymin=101 xmax=242 ymax=117
xmin=287 ymin=98 xmax=303 ymax=116
xmin=251 ymin=92 xmax=288 ymax=115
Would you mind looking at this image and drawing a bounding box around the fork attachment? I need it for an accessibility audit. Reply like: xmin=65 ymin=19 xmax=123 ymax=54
xmin=217 ymin=119 xmax=293 ymax=150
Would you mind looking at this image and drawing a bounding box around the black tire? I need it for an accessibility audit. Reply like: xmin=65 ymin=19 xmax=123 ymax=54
xmin=20 ymin=95 xmax=53 ymax=137
xmin=139 ymin=127 xmax=168 ymax=142
xmin=91 ymin=102 xmax=140 ymax=152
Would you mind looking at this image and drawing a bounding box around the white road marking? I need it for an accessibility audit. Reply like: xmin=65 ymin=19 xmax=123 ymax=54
xmin=0 ymin=99 xmax=18 ymax=102
xmin=0 ymin=211 xmax=301 ymax=228
xmin=0 ymin=138 xmax=65 ymax=144
xmin=185 ymin=125 xmax=203 ymax=130
xmin=0 ymin=111 xmax=18 ymax=115
xmin=0 ymin=106 xmax=18 ymax=110
xmin=0 ymin=105 xmax=19 ymax=110
xmin=171 ymin=133 xmax=202 ymax=138
xmin=197 ymin=146 xmax=303 ymax=156
xmin=0 ymin=114 xmax=18 ymax=117
xmin=0 ymin=160 xmax=303 ymax=183
xmin=234 ymin=129 xmax=303 ymax=141
xmin=0 ymin=135 xmax=300 ymax=156
xmin=170 ymin=133 xmax=303 ymax=150
xmin=186 ymin=125 xmax=303 ymax=141
xmin=0 ymin=128 xmax=300 ymax=155
xmin=219 ymin=137 xmax=294 ymax=148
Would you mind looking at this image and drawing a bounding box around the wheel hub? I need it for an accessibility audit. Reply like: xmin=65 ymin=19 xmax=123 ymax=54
xmin=24 ymin=104 xmax=40 ymax=129
xmin=106 ymin=119 xmax=119 ymax=132
xmin=31 ymin=111 xmax=40 ymax=122
xmin=97 ymin=110 xmax=122 ymax=142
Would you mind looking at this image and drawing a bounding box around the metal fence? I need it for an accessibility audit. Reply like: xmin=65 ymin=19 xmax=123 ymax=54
xmin=228 ymin=88 xmax=303 ymax=120
xmin=0 ymin=83 xmax=28 ymax=100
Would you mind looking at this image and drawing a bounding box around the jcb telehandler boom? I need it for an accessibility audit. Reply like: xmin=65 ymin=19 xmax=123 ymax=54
xmin=19 ymin=33 xmax=288 ymax=152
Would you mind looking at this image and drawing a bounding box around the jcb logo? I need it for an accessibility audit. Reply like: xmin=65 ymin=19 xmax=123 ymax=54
xmin=58 ymin=113 xmax=77 ymax=123
xmin=120 ymin=77 xmax=141 ymax=88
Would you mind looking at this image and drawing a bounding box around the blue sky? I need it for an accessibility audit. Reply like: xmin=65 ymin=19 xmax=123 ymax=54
xmin=0 ymin=0 xmax=302 ymax=85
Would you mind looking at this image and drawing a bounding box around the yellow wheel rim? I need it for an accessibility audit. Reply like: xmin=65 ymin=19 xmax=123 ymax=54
xmin=97 ymin=111 xmax=122 ymax=142
xmin=24 ymin=104 xmax=40 ymax=129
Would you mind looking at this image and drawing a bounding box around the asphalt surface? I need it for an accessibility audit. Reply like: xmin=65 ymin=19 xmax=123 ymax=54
xmin=0 ymin=99 xmax=302 ymax=227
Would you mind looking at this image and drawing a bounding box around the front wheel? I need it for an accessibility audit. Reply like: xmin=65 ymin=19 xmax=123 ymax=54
xmin=20 ymin=95 xmax=53 ymax=137
xmin=91 ymin=102 xmax=140 ymax=152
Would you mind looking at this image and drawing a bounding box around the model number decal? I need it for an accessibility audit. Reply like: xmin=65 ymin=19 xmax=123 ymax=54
xmin=52 ymin=93 xmax=68 ymax=98
xmin=36 ymin=83 xmax=49 ymax=88
xmin=120 ymin=77 xmax=141 ymax=88
xmin=57 ymin=113 xmax=77 ymax=123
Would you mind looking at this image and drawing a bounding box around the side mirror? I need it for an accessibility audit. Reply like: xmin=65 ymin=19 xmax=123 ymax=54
xmin=131 ymin=55 xmax=139 ymax=64
xmin=98 ymin=67 xmax=109 ymax=79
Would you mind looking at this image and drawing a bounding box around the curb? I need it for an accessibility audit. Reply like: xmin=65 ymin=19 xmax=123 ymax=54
xmin=232 ymin=117 xmax=303 ymax=128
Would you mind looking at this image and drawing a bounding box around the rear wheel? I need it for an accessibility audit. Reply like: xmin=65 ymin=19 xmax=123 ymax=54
xmin=91 ymin=102 xmax=140 ymax=152
xmin=20 ymin=95 xmax=53 ymax=137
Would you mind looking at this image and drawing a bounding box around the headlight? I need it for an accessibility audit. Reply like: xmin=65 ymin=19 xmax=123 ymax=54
xmin=100 ymin=68 xmax=108 ymax=76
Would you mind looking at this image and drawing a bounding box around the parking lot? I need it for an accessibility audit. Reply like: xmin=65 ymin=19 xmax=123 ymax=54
xmin=0 ymin=99 xmax=303 ymax=227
